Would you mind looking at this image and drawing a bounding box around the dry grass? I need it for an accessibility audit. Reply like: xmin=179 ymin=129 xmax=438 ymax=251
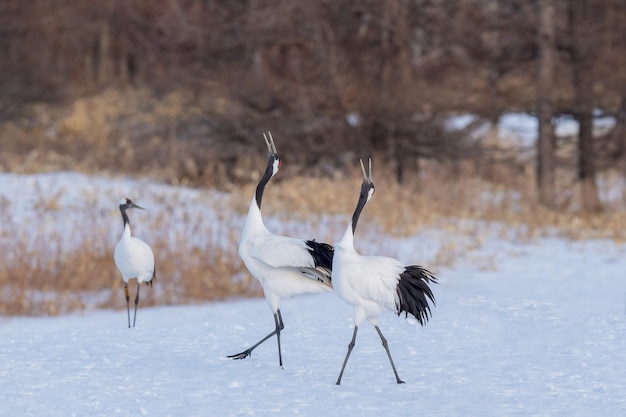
xmin=0 ymin=89 xmax=227 ymax=184
xmin=0 ymin=231 xmax=260 ymax=317
xmin=3 ymin=90 xmax=626 ymax=316
xmin=0 ymin=188 xmax=259 ymax=316
xmin=2 ymin=168 xmax=626 ymax=317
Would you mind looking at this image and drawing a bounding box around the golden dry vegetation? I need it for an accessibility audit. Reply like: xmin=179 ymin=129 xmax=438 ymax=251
xmin=2 ymin=159 xmax=626 ymax=317
xmin=2 ymin=90 xmax=626 ymax=317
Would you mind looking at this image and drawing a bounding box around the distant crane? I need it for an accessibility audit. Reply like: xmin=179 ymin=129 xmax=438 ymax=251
xmin=114 ymin=198 xmax=156 ymax=328
xmin=228 ymin=132 xmax=334 ymax=367
xmin=332 ymin=159 xmax=437 ymax=385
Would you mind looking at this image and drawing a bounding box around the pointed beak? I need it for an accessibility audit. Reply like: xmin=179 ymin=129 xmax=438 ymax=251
xmin=131 ymin=203 xmax=146 ymax=210
xmin=359 ymin=158 xmax=373 ymax=182
xmin=267 ymin=131 xmax=277 ymax=154
xmin=263 ymin=132 xmax=272 ymax=153
xmin=263 ymin=131 xmax=278 ymax=154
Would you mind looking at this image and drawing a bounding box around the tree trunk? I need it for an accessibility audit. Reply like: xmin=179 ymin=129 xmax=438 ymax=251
xmin=536 ymin=0 xmax=556 ymax=208
xmin=614 ymin=98 xmax=626 ymax=168
xmin=577 ymin=109 xmax=601 ymax=211
xmin=571 ymin=0 xmax=601 ymax=212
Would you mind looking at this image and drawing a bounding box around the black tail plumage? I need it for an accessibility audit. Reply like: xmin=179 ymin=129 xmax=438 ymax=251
xmin=396 ymin=265 xmax=437 ymax=325
xmin=305 ymin=239 xmax=334 ymax=272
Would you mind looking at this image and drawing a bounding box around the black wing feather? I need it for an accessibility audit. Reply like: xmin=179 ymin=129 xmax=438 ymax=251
xmin=396 ymin=265 xmax=437 ymax=325
xmin=305 ymin=239 xmax=334 ymax=271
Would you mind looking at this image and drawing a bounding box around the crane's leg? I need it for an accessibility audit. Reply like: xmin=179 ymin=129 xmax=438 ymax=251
xmin=375 ymin=325 xmax=405 ymax=384
xmin=336 ymin=326 xmax=359 ymax=385
xmin=124 ymin=283 xmax=131 ymax=328
xmin=132 ymin=281 xmax=141 ymax=328
xmin=227 ymin=309 xmax=285 ymax=367
xmin=275 ymin=309 xmax=284 ymax=367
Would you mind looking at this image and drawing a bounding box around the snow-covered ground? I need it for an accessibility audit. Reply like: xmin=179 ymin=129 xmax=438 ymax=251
xmin=1 ymin=172 xmax=626 ymax=416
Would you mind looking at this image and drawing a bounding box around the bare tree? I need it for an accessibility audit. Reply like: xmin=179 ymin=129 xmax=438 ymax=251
xmin=536 ymin=0 xmax=557 ymax=207
xmin=568 ymin=0 xmax=602 ymax=212
xmin=2 ymin=0 xmax=626 ymax=190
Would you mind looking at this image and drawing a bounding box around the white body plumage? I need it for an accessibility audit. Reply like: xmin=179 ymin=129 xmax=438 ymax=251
xmin=239 ymin=198 xmax=332 ymax=312
xmin=114 ymin=223 xmax=155 ymax=285
xmin=333 ymin=228 xmax=405 ymax=327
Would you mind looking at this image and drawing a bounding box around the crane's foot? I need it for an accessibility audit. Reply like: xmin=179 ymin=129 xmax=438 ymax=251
xmin=227 ymin=350 xmax=252 ymax=360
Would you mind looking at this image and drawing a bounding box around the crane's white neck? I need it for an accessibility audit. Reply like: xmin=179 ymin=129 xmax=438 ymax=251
xmin=336 ymin=222 xmax=355 ymax=250
xmin=121 ymin=222 xmax=132 ymax=241
xmin=242 ymin=196 xmax=269 ymax=239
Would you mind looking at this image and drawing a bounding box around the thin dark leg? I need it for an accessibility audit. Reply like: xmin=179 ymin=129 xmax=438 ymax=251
xmin=336 ymin=326 xmax=358 ymax=385
xmin=227 ymin=309 xmax=285 ymax=367
xmin=124 ymin=283 xmax=130 ymax=328
xmin=133 ymin=281 xmax=140 ymax=328
xmin=375 ymin=325 xmax=405 ymax=384
xmin=274 ymin=311 xmax=283 ymax=367
xmin=277 ymin=309 xmax=284 ymax=329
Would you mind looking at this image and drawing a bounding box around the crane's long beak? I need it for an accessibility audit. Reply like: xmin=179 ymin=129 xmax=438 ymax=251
xmin=268 ymin=132 xmax=277 ymax=154
xmin=263 ymin=131 xmax=277 ymax=154
xmin=359 ymin=158 xmax=373 ymax=182
xmin=131 ymin=203 xmax=146 ymax=210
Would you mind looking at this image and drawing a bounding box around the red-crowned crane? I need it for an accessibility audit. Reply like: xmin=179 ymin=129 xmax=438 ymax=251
xmin=332 ymin=159 xmax=437 ymax=384
xmin=114 ymin=198 xmax=156 ymax=328
xmin=228 ymin=132 xmax=334 ymax=367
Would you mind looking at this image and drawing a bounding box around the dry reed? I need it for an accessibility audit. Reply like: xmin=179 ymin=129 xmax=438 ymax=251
xmin=2 ymin=168 xmax=626 ymax=317
xmin=3 ymin=90 xmax=626 ymax=316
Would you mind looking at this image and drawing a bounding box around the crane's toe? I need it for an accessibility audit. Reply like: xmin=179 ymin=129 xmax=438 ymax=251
xmin=227 ymin=350 xmax=252 ymax=360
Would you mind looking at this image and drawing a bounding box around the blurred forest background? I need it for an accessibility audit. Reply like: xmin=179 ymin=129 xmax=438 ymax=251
xmin=2 ymin=0 xmax=626 ymax=315
xmin=1 ymin=0 xmax=625 ymax=210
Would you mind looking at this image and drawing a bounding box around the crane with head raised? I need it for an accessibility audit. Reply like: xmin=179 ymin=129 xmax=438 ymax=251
xmin=332 ymin=159 xmax=437 ymax=385
xmin=228 ymin=133 xmax=334 ymax=367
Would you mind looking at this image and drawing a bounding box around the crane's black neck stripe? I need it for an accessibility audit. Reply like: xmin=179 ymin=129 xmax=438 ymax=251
xmin=255 ymin=155 xmax=276 ymax=208
xmin=351 ymin=180 xmax=372 ymax=234
xmin=120 ymin=206 xmax=130 ymax=227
